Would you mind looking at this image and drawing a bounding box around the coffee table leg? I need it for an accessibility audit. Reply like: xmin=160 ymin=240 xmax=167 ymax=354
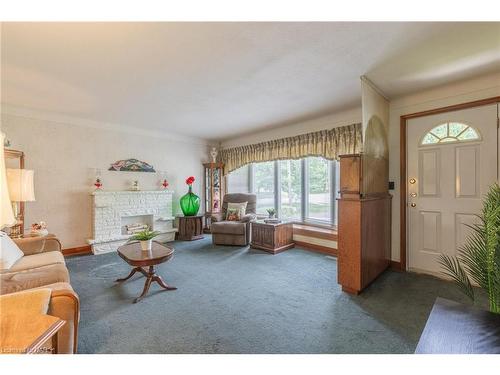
xmin=134 ymin=276 xmax=153 ymax=304
xmin=153 ymin=275 xmax=177 ymax=290
xmin=133 ymin=265 xmax=177 ymax=303
xmin=116 ymin=267 xmax=139 ymax=282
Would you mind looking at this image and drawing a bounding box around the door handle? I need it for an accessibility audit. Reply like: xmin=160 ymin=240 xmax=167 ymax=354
xmin=410 ymin=203 xmax=417 ymax=208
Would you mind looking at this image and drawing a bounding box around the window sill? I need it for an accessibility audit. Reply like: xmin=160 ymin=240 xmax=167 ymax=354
xmin=292 ymin=223 xmax=338 ymax=241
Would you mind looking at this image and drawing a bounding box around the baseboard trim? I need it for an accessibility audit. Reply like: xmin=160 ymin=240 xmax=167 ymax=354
xmin=390 ymin=261 xmax=403 ymax=272
xmin=62 ymin=245 xmax=92 ymax=257
xmin=295 ymin=241 xmax=337 ymax=257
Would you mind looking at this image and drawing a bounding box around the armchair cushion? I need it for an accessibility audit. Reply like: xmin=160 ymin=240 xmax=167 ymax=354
xmin=226 ymin=208 xmax=241 ymax=221
xmin=0 ymin=233 xmax=24 ymax=271
xmin=211 ymin=221 xmax=246 ymax=235
xmin=226 ymin=202 xmax=247 ymax=219
xmin=240 ymin=213 xmax=257 ymax=223
xmin=210 ymin=213 xmax=224 ymax=223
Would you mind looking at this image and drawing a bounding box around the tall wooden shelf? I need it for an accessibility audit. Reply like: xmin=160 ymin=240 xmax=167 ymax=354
xmin=337 ymin=154 xmax=391 ymax=294
xmin=203 ymin=162 xmax=225 ymax=232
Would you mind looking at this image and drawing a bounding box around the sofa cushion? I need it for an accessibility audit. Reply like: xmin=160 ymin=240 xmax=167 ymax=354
xmin=211 ymin=221 xmax=246 ymax=235
xmin=0 ymin=233 xmax=24 ymax=271
xmin=0 ymin=263 xmax=70 ymax=295
xmin=8 ymin=251 xmax=65 ymax=273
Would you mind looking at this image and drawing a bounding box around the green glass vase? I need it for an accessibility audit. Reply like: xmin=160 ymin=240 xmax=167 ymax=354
xmin=180 ymin=186 xmax=200 ymax=216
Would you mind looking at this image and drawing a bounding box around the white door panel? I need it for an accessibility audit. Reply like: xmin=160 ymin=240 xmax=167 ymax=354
xmin=407 ymin=104 xmax=498 ymax=275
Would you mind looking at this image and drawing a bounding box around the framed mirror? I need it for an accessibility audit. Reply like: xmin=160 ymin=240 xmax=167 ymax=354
xmin=4 ymin=149 xmax=25 ymax=236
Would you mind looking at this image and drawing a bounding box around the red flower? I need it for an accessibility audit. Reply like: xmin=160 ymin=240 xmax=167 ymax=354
xmin=186 ymin=176 xmax=195 ymax=185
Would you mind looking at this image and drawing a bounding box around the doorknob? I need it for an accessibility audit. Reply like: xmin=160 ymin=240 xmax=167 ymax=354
xmin=410 ymin=192 xmax=417 ymax=197
xmin=409 ymin=178 xmax=416 ymax=184
xmin=410 ymin=203 xmax=417 ymax=207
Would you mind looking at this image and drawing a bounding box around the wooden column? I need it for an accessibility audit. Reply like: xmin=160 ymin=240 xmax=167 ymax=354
xmin=337 ymin=154 xmax=391 ymax=294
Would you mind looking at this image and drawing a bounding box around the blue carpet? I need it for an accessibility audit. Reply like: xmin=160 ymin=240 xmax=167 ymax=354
xmin=66 ymin=236 xmax=482 ymax=353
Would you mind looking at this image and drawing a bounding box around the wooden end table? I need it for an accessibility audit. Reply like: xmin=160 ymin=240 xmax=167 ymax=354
xmin=176 ymin=215 xmax=204 ymax=241
xmin=0 ymin=290 xmax=65 ymax=354
xmin=116 ymin=241 xmax=177 ymax=303
xmin=250 ymin=220 xmax=294 ymax=254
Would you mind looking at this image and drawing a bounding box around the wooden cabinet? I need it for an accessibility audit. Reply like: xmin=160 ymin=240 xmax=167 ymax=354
xmin=203 ymin=162 xmax=225 ymax=232
xmin=337 ymin=154 xmax=391 ymax=295
xmin=250 ymin=221 xmax=294 ymax=254
xmin=176 ymin=215 xmax=204 ymax=241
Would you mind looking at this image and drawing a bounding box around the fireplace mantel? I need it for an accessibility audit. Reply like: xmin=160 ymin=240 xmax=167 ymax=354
xmin=88 ymin=190 xmax=176 ymax=254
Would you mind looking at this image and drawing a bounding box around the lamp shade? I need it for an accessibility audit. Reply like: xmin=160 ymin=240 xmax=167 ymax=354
xmin=1 ymin=133 xmax=16 ymax=228
xmin=6 ymin=169 xmax=35 ymax=202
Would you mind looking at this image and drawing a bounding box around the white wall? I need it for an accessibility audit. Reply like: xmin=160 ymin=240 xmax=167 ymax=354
xmin=388 ymin=71 xmax=500 ymax=262
xmin=221 ymin=107 xmax=362 ymax=148
xmin=1 ymin=109 xmax=209 ymax=248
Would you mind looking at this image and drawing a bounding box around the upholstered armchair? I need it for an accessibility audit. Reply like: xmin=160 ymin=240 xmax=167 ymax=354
xmin=211 ymin=193 xmax=257 ymax=246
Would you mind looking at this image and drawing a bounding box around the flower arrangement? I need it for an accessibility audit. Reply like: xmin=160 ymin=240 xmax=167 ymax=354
xmin=161 ymin=179 xmax=169 ymax=189
xmin=31 ymin=221 xmax=48 ymax=236
xmin=186 ymin=176 xmax=195 ymax=185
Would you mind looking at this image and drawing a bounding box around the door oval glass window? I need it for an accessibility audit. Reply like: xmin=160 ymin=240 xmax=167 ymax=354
xmin=421 ymin=122 xmax=480 ymax=145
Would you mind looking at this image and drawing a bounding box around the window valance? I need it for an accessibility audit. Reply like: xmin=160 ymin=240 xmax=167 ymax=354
xmin=219 ymin=123 xmax=362 ymax=174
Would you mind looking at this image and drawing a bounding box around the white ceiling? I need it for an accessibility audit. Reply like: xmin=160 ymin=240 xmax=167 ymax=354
xmin=1 ymin=22 xmax=499 ymax=141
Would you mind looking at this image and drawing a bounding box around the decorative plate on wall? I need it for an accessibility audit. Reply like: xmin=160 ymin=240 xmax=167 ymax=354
xmin=109 ymin=159 xmax=156 ymax=172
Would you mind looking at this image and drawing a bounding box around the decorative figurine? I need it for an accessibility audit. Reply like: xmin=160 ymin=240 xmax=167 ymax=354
xmin=94 ymin=178 xmax=103 ymax=190
xmin=31 ymin=221 xmax=49 ymax=236
xmin=210 ymin=147 xmax=218 ymax=163
xmin=131 ymin=180 xmax=140 ymax=191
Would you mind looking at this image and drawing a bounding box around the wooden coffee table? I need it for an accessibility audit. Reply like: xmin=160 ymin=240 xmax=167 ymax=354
xmin=116 ymin=241 xmax=177 ymax=303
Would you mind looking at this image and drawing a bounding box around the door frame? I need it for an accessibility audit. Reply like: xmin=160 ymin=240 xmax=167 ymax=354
xmin=399 ymin=96 xmax=500 ymax=271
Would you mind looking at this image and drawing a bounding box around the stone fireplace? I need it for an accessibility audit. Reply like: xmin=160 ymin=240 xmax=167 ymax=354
xmin=88 ymin=190 xmax=176 ymax=254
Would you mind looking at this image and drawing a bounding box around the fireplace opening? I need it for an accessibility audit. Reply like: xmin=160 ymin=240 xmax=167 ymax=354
xmin=121 ymin=215 xmax=154 ymax=235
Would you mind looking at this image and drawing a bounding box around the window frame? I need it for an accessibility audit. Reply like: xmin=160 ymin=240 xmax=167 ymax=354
xmin=419 ymin=121 xmax=481 ymax=146
xmin=228 ymin=157 xmax=338 ymax=227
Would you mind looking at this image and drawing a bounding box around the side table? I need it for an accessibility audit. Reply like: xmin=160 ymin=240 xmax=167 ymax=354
xmin=250 ymin=221 xmax=294 ymax=254
xmin=176 ymin=215 xmax=204 ymax=241
xmin=0 ymin=289 xmax=65 ymax=354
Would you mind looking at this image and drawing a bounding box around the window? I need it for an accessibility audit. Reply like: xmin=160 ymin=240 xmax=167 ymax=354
xmin=306 ymin=157 xmax=331 ymax=222
xmin=421 ymin=122 xmax=480 ymax=145
xmin=279 ymin=159 xmax=302 ymax=220
xmin=227 ymin=165 xmax=249 ymax=193
xmin=226 ymin=157 xmax=338 ymax=225
xmin=253 ymin=161 xmax=275 ymax=215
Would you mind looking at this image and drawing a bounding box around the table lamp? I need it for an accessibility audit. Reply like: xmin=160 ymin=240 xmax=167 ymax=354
xmin=6 ymin=168 xmax=35 ymax=237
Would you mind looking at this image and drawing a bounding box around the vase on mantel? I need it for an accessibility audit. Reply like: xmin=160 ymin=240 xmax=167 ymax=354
xmin=180 ymin=176 xmax=200 ymax=216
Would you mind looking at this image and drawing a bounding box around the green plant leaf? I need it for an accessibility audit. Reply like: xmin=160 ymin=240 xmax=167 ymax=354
xmin=437 ymin=254 xmax=474 ymax=301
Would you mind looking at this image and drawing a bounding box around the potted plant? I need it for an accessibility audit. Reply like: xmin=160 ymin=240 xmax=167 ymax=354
xmin=267 ymin=208 xmax=276 ymax=219
xmin=127 ymin=229 xmax=160 ymax=252
xmin=438 ymin=183 xmax=500 ymax=314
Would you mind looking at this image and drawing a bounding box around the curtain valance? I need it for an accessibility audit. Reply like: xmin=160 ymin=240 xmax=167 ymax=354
xmin=219 ymin=123 xmax=362 ymax=174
